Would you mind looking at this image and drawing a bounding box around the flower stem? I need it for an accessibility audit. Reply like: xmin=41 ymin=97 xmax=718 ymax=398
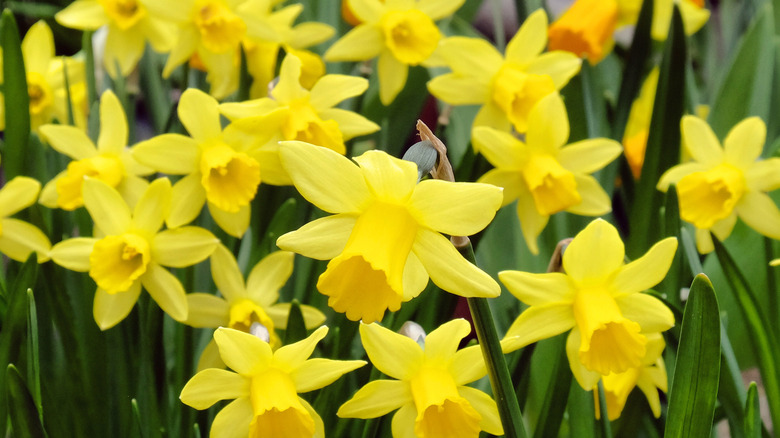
xmin=459 ymin=241 xmax=527 ymax=438
xmin=597 ymin=381 xmax=613 ymax=438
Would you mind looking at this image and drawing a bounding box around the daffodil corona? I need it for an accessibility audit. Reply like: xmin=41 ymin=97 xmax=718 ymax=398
xmin=338 ymin=320 xmax=503 ymax=438
xmin=547 ymin=0 xmax=618 ymax=64
xmin=500 ymin=219 xmax=676 ymax=390
xmin=474 ymin=92 xmax=622 ymax=254
xmin=276 ymin=141 xmax=502 ymax=322
xmin=180 ymin=326 xmax=365 ymax=437
xmin=657 ymin=116 xmax=780 ymax=253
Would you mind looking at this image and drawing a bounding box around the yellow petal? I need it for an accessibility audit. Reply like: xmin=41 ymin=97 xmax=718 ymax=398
xmin=615 ymin=293 xmax=675 ymax=332
xmin=208 ymin=202 xmax=251 ymax=238
xmin=199 ymin=50 xmax=240 ymax=100
xmin=354 ymin=150 xmax=418 ymax=203
xmin=515 ymin=185 xmax=549 ymax=255
xmin=272 ymin=54 xmax=307 ymax=102
xmin=210 ymin=244 xmax=247 ymax=303
xmin=152 ymin=227 xmax=218 ymax=268
xmin=40 ymin=125 xmax=97 ymax=160
xmin=317 ymin=108 xmax=381 ymax=140
xmin=309 ymin=74 xmax=368 ymax=110
xmin=681 ymin=115 xmax=723 ymax=166
xmin=292 ymin=357 xmax=366 ymax=393
xmin=324 ymin=23 xmax=383 ymax=61
xmin=49 ymin=237 xmax=96 ymax=271
xmin=449 ymin=345 xmax=487 ymax=385
xmin=132 ymin=177 xmax=170 ymax=233
xmin=423 ymin=319 xmax=471 ymax=362
xmin=746 ymin=159 xmax=780 ymax=192
xmin=178 ymin=88 xmax=222 ymax=142
xmin=562 ymin=219 xmax=624 ymax=283
xmin=558 ymin=138 xmax=623 ymax=174
xmin=275 ymin=325 xmax=329 ymax=369
xmin=471 ymin=126 xmax=525 ymax=169
xmin=724 ymin=116 xmax=765 ymax=169
xmin=279 ymin=141 xmax=371 ymax=213
xmin=458 ymin=386 xmax=503 ymax=435
xmin=408 ymin=180 xmax=502 ymax=236
xmin=402 ymin=251 xmax=429 ymax=301
xmin=377 ymin=50 xmax=408 ymax=105
xmin=613 ymin=237 xmax=678 ymax=294
xmin=196 ymin=338 xmax=225 ymax=372
xmin=737 ymin=191 xmax=780 ymax=240
xmin=565 ymin=174 xmax=612 ymax=216
xmin=427 ymin=73 xmax=489 ymax=105
xmin=391 ymin=403 xmax=418 ymax=438
xmin=116 ymin=175 xmax=150 ymax=208
xmin=22 ymin=21 xmax=54 ymax=74
xmin=418 ymin=0 xmax=466 ymax=20
xmin=438 ymin=36 xmax=502 ymax=77
xmin=266 ymin=303 xmax=326 ymax=330
xmin=501 ymin=304 xmax=575 ymax=352
xmin=526 ymin=92 xmax=568 ymax=152
xmin=104 ymin=26 xmax=144 ymax=77
xmin=565 ymin=328 xmax=601 ymax=389
xmin=96 ymin=90 xmax=128 ymax=154
xmin=55 ymin=0 xmax=108 ymax=29
xmin=360 ymin=322 xmax=423 ymax=380
xmin=287 ymin=22 xmax=335 ymax=48
xmin=498 ymin=271 xmax=574 ymax=306
xmin=214 ymin=327 xmax=273 ymax=375
xmin=338 ymin=379 xmax=409 ymax=418
xmin=162 ymin=27 xmax=198 ymax=77
xmin=505 ymin=8 xmax=548 ymax=64
xmin=277 ymin=214 xmax=356 ymax=260
xmin=524 ymin=51 xmax=582 ymax=88
xmin=246 ymin=251 xmax=295 ymax=305
xmin=168 ymin=174 xmax=207 ymax=228
xmin=83 ymin=178 xmax=132 ymax=235
xmin=0 ymin=176 xmax=40 ymax=215
xmin=473 ymin=101 xmax=511 ymax=132
xmin=412 ymin=228 xmax=500 ymax=298
xmin=347 ymin=0 xmax=384 ymax=23
xmin=210 ymin=397 xmax=253 ymax=438
xmin=180 ymin=368 xmax=249 ymax=410
xmin=657 ymin=162 xmax=708 ymax=191
xmin=141 ymin=262 xmax=188 ymax=321
xmin=478 ymin=169 xmax=524 ymax=207
xmin=0 ymin=219 xmax=52 ymax=263
xmin=185 ymin=293 xmax=230 ymax=328
xmin=132 ymin=134 xmax=200 ymax=174
xmin=93 ymin=282 xmax=142 ymax=330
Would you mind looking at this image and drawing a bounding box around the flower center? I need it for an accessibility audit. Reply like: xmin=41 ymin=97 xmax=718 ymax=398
xmin=547 ymin=0 xmax=618 ymax=63
xmin=380 ymin=9 xmax=441 ymax=65
xmin=282 ymin=98 xmax=346 ymax=155
xmin=317 ymin=202 xmax=419 ymax=322
xmin=199 ymin=142 xmax=261 ymax=212
xmin=27 ymin=73 xmax=53 ymax=116
xmin=249 ymin=368 xmax=315 ymax=438
xmin=194 ymin=0 xmax=246 ymax=53
xmin=572 ymin=287 xmax=647 ymax=375
xmin=492 ymin=65 xmax=556 ymax=132
xmin=229 ymin=299 xmax=281 ymax=350
xmin=100 ymin=0 xmax=146 ymax=30
xmin=56 ymin=155 xmax=125 ymax=210
xmin=677 ymin=163 xmax=745 ymax=229
xmin=89 ymin=232 xmax=151 ymax=294
xmin=410 ymin=366 xmax=482 ymax=438
xmin=522 ymin=154 xmax=581 ymax=215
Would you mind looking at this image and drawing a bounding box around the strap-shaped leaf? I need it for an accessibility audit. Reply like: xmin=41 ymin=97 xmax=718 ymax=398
xmin=1 ymin=9 xmax=30 ymax=180
xmin=6 ymin=364 xmax=46 ymax=438
xmin=744 ymin=382 xmax=762 ymax=438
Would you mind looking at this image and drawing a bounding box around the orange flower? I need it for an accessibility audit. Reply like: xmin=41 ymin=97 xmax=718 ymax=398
xmin=548 ymin=0 xmax=618 ymax=64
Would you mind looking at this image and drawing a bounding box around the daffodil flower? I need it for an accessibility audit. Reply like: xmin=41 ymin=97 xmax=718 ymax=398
xmin=185 ymin=244 xmax=326 ymax=370
xmin=594 ymin=333 xmax=668 ymax=420
xmin=180 ymin=326 xmax=365 ymax=437
xmin=651 ymin=0 xmax=709 ymax=40
xmin=220 ymin=54 xmax=379 ymax=184
xmin=657 ymin=116 xmax=780 ymax=253
xmin=49 ymin=178 xmax=219 ymax=330
xmin=500 ymin=219 xmax=677 ymax=389
xmin=325 ymin=0 xmax=466 ymax=105
xmin=474 ymin=92 xmax=622 ymax=254
xmin=55 ymin=0 xmax=176 ymax=77
xmin=338 ymin=319 xmax=503 ymax=437
xmin=547 ymin=0 xmax=618 ymax=64
xmin=0 ymin=21 xmax=87 ymax=132
xmin=427 ymin=9 xmax=581 ymax=133
xmin=39 ymin=90 xmax=152 ymax=210
xmin=622 ymin=67 xmax=659 ymax=179
xmin=276 ymin=141 xmax=502 ymax=322
xmin=132 ymin=88 xmax=280 ymax=237
xmin=0 ymin=177 xmax=51 ymax=263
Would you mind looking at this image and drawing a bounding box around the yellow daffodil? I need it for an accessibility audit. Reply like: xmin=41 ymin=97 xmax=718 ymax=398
xmin=651 ymin=0 xmax=709 ymax=40
xmin=185 ymin=244 xmax=326 ymax=369
xmin=623 ymin=67 xmax=659 ymax=179
xmin=55 ymin=0 xmax=176 ymax=77
xmin=325 ymin=0 xmax=466 ymax=105
xmin=0 ymin=21 xmax=88 ymax=132
xmin=276 ymin=141 xmax=502 ymax=322
xmin=180 ymin=326 xmax=365 ymax=437
xmin=0 ymin=177 xmax=51 ymax=263
xmin=594 ymin=333 xmax=668 ymax=420
xmin=474 ymin=92 xmax=622 ymax=254
xmin=657 ymin=116 xmax=780 ymax=253
xmin=49 ymin=178 xmax=219 ymax=330
xmin=132 ymin=88 xmax=279 ymax=237
xmin=39 ymin=90 xmax=153 ymax=210
xmin=427 ymin=9 xmax=581 ymax=133
xmin=547 ymin=0 xmax=618 ymax=64
xmin=500 ymin=219 xmax=677 ymax=390
xmin=338 ymin=320 xmax=503 ymax=438
xmin=220 ymin=54 xmax=380 ymax=184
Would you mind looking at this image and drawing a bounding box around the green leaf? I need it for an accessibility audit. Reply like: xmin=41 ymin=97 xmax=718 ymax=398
xmin=627 ymin=5 xmax=686 ymax=258
xmin=284 ymin=300 xmax=307 ymax=345
xmin=1 ymin=9 xmax=31 ymax=180
xmin=665 ymin=274 xmax=721 ymax=438
xmin=712 ymin=237 xmax=780 ymax=431
xmin=744 ymin=382 xmax=761 ymax=438
xmin=709 ymin=3 xmax=775 ymax=139
xmin=718 ymin=324 xmax=747 ymax=438
xmin=531 ymin=334 xmax=570 ymax=438
xmin=659 ymin=186 xmax=684 ymax=306
xmin=25 ymin=289 xmax=41 ymax=422
xmin=6 ymin=364 xmax=46 ymax=438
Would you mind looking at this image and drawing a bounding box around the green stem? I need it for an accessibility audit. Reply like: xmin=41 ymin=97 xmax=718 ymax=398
xmin=765 ymin=237 xmax=778 ymax=337
xmin=459 ymin=242 xmax=527 ymax=438
xmin=82 ymin=31 xmax=97 ymax=108
xmin=597 ymin=381 xmax=613 ymax=438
